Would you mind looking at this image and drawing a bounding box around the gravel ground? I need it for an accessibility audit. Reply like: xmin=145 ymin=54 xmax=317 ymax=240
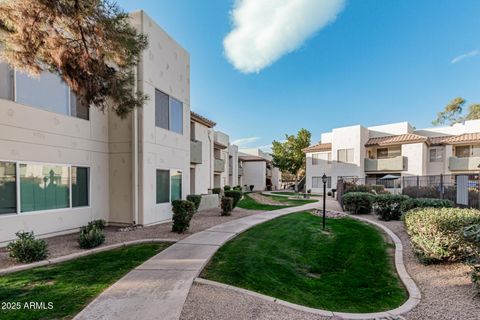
xmin=180 ymin=211 xmax=480 ymax=320
xmin=360 ymin=214 xmax=480 ymax=320
xmin=180 ymin=282 xmax=329 ymax=320
xmin=0 ymin=207 xmax=261 ymax=269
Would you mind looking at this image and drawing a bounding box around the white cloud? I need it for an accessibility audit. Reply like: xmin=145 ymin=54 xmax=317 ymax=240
xmin=223 ymin=0 xmax=346 ymax=73
xmin=451 ymin=49 xmax=480 ymax=64
xmin=257 ymin=143 xmax=273 ymax=152
xmin=232 ymin=136 xmax=261 ymax=146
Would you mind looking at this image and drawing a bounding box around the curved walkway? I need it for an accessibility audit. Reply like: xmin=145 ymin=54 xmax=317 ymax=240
xmin=75 ymin=200 xmax=419 ymax=320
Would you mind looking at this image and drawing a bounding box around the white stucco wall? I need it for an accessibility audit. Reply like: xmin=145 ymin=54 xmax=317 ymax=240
xmin=229 ymin=144 xmax=239 ymax=187
xmin=131 ymin=11 xmax=190 ymax=225
xmin=401 ymin=143 xmax=427 ymax=176
xmin=242 ymin=161 xmax=266 ymax=191
xmin=0 ymin=98 xmax=110 ymax=245
xmin=191 ymin=121 xmax=213 ymax=195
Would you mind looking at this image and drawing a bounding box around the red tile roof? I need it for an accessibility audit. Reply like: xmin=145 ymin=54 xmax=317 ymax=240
xmin=190 ymin=111 xmax=216 ymax=128
xmin=365 ymin=134 xmax=428 ymax=147
xmin=302 ymin=143 xmax=332 ymax=153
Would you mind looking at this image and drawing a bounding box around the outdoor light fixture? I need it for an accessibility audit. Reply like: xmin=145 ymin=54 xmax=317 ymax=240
xmin=322 ymin=173 xmax=327 ymax=229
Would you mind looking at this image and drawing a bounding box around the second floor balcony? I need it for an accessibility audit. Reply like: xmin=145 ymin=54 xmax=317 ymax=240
xmin=214 ymin=158 xmax=225 ymax=172
xmin=364 ymin=156 xmax=407 ymax=172
xmin=190 ymin=140 xmax=202 ymax=164
xmin=449 ymin=156 xmax=480 ymax=171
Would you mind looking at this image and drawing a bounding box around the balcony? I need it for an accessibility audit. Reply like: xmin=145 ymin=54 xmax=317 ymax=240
xmin=364 ymin=156 xmax=406 ymax=172
xmin=214 ymin=158 xmax=225 ymax=172
xmin=266 ymin=168 xmax=272 ymax=177
xmin=214 ymin=131 xmax=229 ymax=149
xmin=449 ymin=156 xmax=480 ymax=171
xmin=238 ymin=167 xmax=244 ymax=176
xmin=190 ymin=140 xmax=202 ymax=164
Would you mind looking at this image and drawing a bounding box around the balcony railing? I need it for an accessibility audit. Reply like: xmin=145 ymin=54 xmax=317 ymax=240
xmin=364 ymin=156 xmax=406 ymax=172
xmin=190 ymin=140 xmax=202 ymax=164
xmin=449 ymin=156 xmax=480 ymax=171
xmin=214 ymin=158 xmax=225 ymax=172
xmin=214 ymin=131 xmax=229 ymax=149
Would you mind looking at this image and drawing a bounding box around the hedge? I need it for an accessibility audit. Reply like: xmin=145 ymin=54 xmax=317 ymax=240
xmin=224 ymin=190 xmax=242 ymax=208
xmin=186 ymin=194 xmax=202 ymax=211
xmin=221 ymin=197 xmax=233 ymax=216
xmin=400 ymin=197 xmax=454 ymax=213
xmin=404 ymin=208 xmax=480 ymax=263
xmin=373 ymin=194 xmax=409 ymax=221
xmin=172 ymin=200 xmax=196 ymax=233
xmin=343 ymin=192 xmax=374 ymax=214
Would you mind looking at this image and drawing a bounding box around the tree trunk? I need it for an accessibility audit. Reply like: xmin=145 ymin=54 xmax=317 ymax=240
xmin=294 ymin=173 xmax=298 ymax=193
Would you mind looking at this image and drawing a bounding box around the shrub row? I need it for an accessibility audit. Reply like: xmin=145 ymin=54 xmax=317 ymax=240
xmin=79 ymin=219 xmax=106 ymax=249
xmin=186 ymin=194 xmax=202 ymax=211
xmin=343 ymin=192 xmax=457 ymax=221
xmin=344 ymin=184 xmax=386 ymax=194
xmin=172 ymin=200 xmax=196 ymax=233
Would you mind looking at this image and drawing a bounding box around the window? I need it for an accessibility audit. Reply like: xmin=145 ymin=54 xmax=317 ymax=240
xmin=0 ymin=162 xmax=16 ymax=214
xmin=312 ymin=154 xmax=320 ymax=165
xmin=171 ymin=170 xmax=182 ymax=201
xmin=70 ymin=93 xmax=90 ymax=120
xmin=155 ymin=89 xmax=183 ymax=134
xmin=455 ymin=146 xmax=470 ymax=158
xmin=155 ymin=90 xmax=169 ymax=129
xmin=429 ymin=148 xmax=443 ymax=162
xmin=156 ymin=170 xmax=170 ymax=203
xmin=19 ymin=164 xmax=70 ymax=212
xmin=169 ymin=97 xmax=183 ymax=134
xmin=72 ymin=167 xmax=89 ymax=207
xmin=337 ymin=148 xmax=354 ymax=163
xmin=312 ymin=152 xmax=331 ymax=165
xmin=312 ymin=176 xmax=331 ymax=188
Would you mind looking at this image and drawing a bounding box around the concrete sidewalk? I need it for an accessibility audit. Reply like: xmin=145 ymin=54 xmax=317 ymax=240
xmin=74 ymin=201 xmax=328 ymax=320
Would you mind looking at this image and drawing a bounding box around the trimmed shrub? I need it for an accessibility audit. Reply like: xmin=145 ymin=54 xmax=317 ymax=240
xmin=343 ymin=192 xmax=374 ymax=214
xmin=7 ymin=231 xmax=48 ymax=263
xmin=404 ymin=208 xmax=480 ymax=263
xmin=224 ymin=190 xmax=242 ymax=208
xmin=344 ymin=184 xmax=373 ymax=194
xmin=224 ymin=185 xmax=231 ymax=191
xmin=233 ymin=185 xmax=242 ymax=191
xmin=212 ymin=188 xmax=221 ymax=195
xmin=221 ymin=197 xmax=233 ymax=216
xmin=463 ymin=224 xmax=480 ymax=292
xmin=172 ymin=200 xmax=196 ymax=233
xmin=87 ymin=219 xmax=106 ymax=230
xmin=370 ymin=185 xmax=386 ymax=194
xmin=327 ymin=191 xmax=332 ymax=197
xmin=186 ymin=194 xmax=202 ymax=211
xmin=249 ymin=185 xmax=254 ymax=192
xmin=373 ymin=194 xmax=409 ymax=221
xmin=400 ymin=198 xmax=454 ymax=213
xmin=79 ymin=225 xmax=105 ymax=249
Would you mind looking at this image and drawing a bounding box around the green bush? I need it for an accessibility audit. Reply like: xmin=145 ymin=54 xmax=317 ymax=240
xmin=343 ymin=192 xmax=374 ymax=214
xmin=224 ymin=190 xmax=242 ymax=208
xmin=373 ymin=194 xmax=409 ymax=221
xmin=400 ymin=198 xmax=454 ymax=213
xmin=7 ymin=231 xmax=48 ymax=263
xmin=233 ymin=185 xmax=242 ymax=191
xmin=212 ymin=188 xmax=221 ymax=195
xmin=404 ymin=208 xmax=480 ymax=263
xmin=79 ymin=225 xmax=105 ymax=249
xmin=224 ymin=185 xmax=231 ymax=191
xmin=327 ymin=191 xmax=332 ymax=196
xmin=463 ymin=224 xmax=480 ymax=292
xmin=186 ymin=194 xmax=202 ymax=211
xmin=221 ymin=197 xmax=233 ymax=216
xmin=87 ymin=219 xmax=106 ymax=230
xmin=172 ymin=200 xmax=196 ymax=233
xmin=344 ymin=185 xmax=372 ymax=194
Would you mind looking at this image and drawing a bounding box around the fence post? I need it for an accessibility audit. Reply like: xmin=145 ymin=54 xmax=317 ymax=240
xmin=416 ymin=176 xmax=419 ymax=198
xmin=440 ymin=174 xmax=443 ymax=199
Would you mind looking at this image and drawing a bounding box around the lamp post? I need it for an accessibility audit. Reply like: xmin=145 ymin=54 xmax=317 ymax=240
xmin=321 ymin=173 xmax=327 ymax=230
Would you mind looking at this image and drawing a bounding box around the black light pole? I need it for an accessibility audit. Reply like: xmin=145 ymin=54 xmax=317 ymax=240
xmin=321 ymin=173 xmax=327 ymax=229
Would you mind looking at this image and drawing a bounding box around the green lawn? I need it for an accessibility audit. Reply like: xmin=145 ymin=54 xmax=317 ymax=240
xmin=270 ymin=191 xmax=299 ymax=196
xmin=237 ymin=194 xmax=316 ymax=211
xmin=202 ymin=212 xmax=407 ymax=313
xmin=0 ymin=243 xmax=170 ymax=320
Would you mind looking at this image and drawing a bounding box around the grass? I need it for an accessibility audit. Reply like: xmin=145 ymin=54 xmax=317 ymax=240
xmin=0 ymin=243 xmax=170 ymax=320
xmin=202 ymin=212 xmax=407 ymax=313
xmin=270 ymin=191 xmax=299 ymax=196
xmin=237 ymin=193 xmax=316 ymax=211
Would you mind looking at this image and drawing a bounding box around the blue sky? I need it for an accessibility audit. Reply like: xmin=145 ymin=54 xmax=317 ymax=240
xmin=119 ymin=0 xmax=480 ymax=149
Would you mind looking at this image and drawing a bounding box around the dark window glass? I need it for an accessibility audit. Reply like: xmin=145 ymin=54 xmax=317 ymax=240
xmin=0 ymin=162 xmax=16 ymax=214
xmin=70 ymin=92 xmax=90 ymax=120
xmin=171 ymin=170 xmax=182 ymax=201
xmin=156 ymin=170 xmax=170 ymax=203
xmin=155 ymin=89 xmax=169 ymax=129
xmin=72 ymin=167 xmax=89 ymax=207
xmin=0 ymin=63 xmax=13 ymax=100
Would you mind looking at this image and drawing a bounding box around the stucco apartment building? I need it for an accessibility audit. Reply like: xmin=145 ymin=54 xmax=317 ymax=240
xmin=0 ymin=11 xmax=192 ymax=244
xmin=239 ymin=148 xmax=281 ymax=191
xmin=304 ymin=120 xmax=480 ymax=193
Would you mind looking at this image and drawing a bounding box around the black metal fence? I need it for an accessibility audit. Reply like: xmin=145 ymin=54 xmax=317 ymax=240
xmin=337 ymin=174 xmax=480 ymax=210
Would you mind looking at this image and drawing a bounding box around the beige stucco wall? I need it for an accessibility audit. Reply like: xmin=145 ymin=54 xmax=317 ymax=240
xmin=243 ymin=161 xmax=266 ymax=191
xmin=191 ymin=121 xmax=214 ymax=195
xmin=0 ymin=99 xmax=110 ymax=245
xmin=131 ymin=11 xmax=190 ymax=225
xmin=228 ymin=144 xmax=239 ymax=187
xmin=401 ymin=143 xmax=427 ymax=176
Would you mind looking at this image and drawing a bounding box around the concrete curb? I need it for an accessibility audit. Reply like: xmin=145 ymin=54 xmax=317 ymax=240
xmin=0 ymin=238 xmax=177 ymax=276
xmin=194 ymin=214 xmax=421 ymax=320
